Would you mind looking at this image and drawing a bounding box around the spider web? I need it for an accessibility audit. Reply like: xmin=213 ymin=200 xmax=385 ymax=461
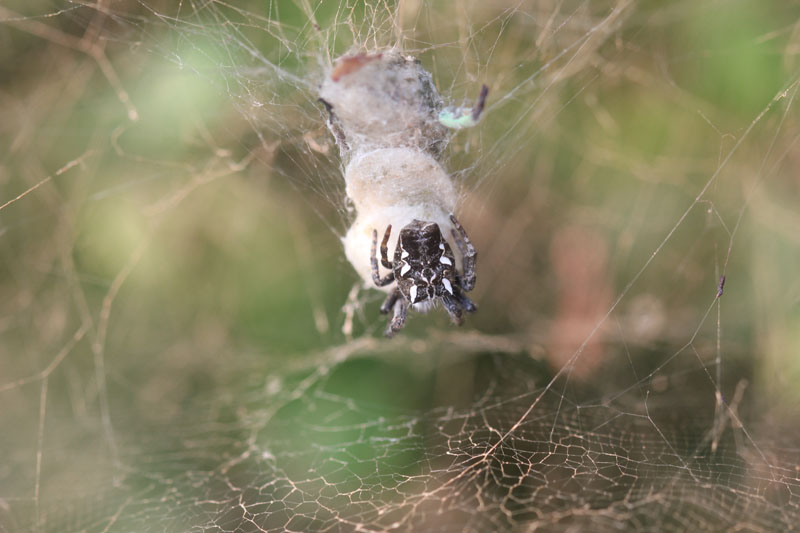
xmin=1 ymin=1 xmax=800 ymax=531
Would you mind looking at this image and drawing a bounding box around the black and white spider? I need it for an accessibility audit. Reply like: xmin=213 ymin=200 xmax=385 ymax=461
xmin=371 ymin=214 xmax=476 ymax=337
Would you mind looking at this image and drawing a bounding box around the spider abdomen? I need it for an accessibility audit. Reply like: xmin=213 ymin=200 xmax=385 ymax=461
xmin=393 ymin=220 xmax=458 ymax=305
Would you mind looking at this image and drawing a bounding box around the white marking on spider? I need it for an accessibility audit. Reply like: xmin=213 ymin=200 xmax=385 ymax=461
xmin=442 ymin=278 xmax=453 ymax=295
xmin=413 ymin=300 xmax=437 ymax=312
xmin=400 ymin=263 xmax=411 ymax=277
xmin=409 ymin=285 xmax=418 ymax=302
xmin=401 ymin=250 xmax=409 ymax=259
xmin=439 ymin=243 xmax=445 ymax=250
xmin=440 ymin=255 xmax=452 ymax=266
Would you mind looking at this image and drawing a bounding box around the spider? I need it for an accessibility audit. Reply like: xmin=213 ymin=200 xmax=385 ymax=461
xmin=371 ymin=214 xmax=477 ymax=337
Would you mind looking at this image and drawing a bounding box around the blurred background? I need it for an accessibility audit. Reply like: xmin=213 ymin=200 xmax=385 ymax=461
xmin=1 ymin=0 xmax=799 ymax=530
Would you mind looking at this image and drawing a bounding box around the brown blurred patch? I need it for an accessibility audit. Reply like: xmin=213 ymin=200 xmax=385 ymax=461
xmin=546 ymin=224 xmax=612 ymax=377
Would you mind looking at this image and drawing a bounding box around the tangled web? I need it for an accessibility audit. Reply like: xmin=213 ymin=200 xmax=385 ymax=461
xmin=1 ymin=1 xmax=800 ymax=531
xmin=19 ymin=349 xmax=800 ymax=532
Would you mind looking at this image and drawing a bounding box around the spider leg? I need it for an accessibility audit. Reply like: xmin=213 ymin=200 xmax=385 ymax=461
xmin=471 ymin=84 xmax=489 ymax=122
xmin=371 ymin=229 xmax=395 ymax=287
xmin=449 ymin=214 xmax=476 ymax=292
xmin=441 ymin=294 xmax=464 ymax=326
xmin=380 ymin=289 xmax=401 ymax=314
xmin=455 ymin=285 xmax=477 ymax=313
xmin=380 ymin=225 xmax=393 ymax=269
xmin=385 ymin=298 xmax=408 ymax=338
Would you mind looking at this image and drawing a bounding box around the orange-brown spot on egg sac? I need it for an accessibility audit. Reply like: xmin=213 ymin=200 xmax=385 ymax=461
xmin=330 ymin=53 xmax=383 ymax=82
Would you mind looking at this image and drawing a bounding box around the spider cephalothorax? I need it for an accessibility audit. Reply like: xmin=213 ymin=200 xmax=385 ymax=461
xmin=371 ymin=214 xmax=476 ymax=337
